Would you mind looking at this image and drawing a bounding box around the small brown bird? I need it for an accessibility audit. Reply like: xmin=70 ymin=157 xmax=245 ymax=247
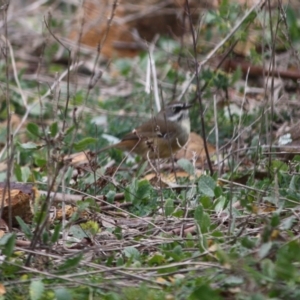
xmin=98 ymin=102 xmax=192 ymax=159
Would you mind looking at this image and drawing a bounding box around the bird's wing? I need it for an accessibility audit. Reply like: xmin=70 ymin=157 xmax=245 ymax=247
xmin=121 ymin=119 xmax=177 ymax=142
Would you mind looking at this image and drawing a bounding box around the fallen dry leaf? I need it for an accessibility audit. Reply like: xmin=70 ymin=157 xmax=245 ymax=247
xmin=0 ymin=183 xmax=37 ymax=226
xmin=0 ymin=283 xmax=6 ymax=296
xmin=70 ymin=0 xmax=218 ymax=58
xmin=144 ymin=169 xmax=203 ymax=188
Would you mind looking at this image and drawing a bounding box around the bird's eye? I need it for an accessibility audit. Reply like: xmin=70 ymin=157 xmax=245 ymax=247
xmin=172 ymin=106 xmax=181 ymax=113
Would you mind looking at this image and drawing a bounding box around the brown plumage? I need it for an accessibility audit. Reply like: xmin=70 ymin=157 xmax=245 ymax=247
xmin=97 ymin=102 xmax=192 ymax=159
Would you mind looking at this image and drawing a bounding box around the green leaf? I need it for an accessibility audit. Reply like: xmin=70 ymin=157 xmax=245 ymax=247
xmin=49 ymin=121 xmax=58 ymax=137
xmin=136 ymin=179 xmax=151 ymax=201
xmin=124 ymin=187 xmax=132 ymax=202
xmin=17 ymin=142 xmax=39 ymax=150
xmin=259 ymin=242 xmax=272 ymax=259
xmin=35 ymin=157 xmax=47 ymax=168
xmin=27 ymin=122 xmax=40 ymax=137
xmin=15 ymin=165 xmax=30 ymax=182
xmin=65 ymin=125 xmax=75 ymax=136
xmin=51 ymin=224 xmax=62 ymax=243
xmin=261 ymin=259 xmax=275 ymax=279
xmin=22 ymin=166 xmax=31 ymax=182
xmin=29 ymin=280 xmax=44 ymax=300
xmin=73 ymin=91 xmax=85 ymax=105
xmin=148 ymin=253 xmax=165 ymax=266
xmin=275 ymin=249 xmax=297 ymax=281
xmin=69 ymin=225 xmax=88 ymax=240
xmin=214 ymin=186 xmax=223 ymax=198
xmin=271 ymin=160 xmax=288 ymax=172
xmin=223 ymin=275 xmax=244 ymax=285
xmin=200 ymin=195 xmax=213 ymax=209
xmin=56 ymin=253 xmax=83 ymax=273
xmin=113 ymin=226 xmax=123 ymax=240
xmin=124 ymin=179 xmax=137 ymax=202
xmin=125 ymin=179 xmax=152 ymax=204
xmin=136 ymin=161 xmax=148 ymax=178
xmin=14 ymin=164 xmax=22 ymax=182
xmin=116 ymin=256 xmax=124 ymax=266
xmin=177 ymin=158 xmax=195 ymax=175
xmin=189 ymin=283 xmax=222 ymax=300
xmin=55 ymin=288 xmax=72 ymax=300
xmin=164 ymin=198 xmax=174 ymax=217
xmin=106 ymin=190 xmax=116 ymax=203
xmin=281 ymin=216 xmax=295 ymax=230
xmin=73 ymin=137 xmax=97 ymax=151
xmin=77 ymin=199 xmax=95 ymax=212
xmin=194 ymin=205 xmax=203 ymax=225
xmin=16 ymin=217 xmax=33 ymax=239
xmin=123 ymin=246 xmax=140 ymax=260
xmin=241 ymin=237 xmax=257 ymax=249
xmin=289 ymin=177 xmax=295 ymax=193
xmin=214 ymin=196 xmax=226 ymax=214
xmin=0 ymin=232 xmax=15 ymax=246
xmin=270 ymin=213 xmax=280 ymax=227
xmin=42 ymin=231 xmax=49 ymax=244
xmin=200 ymin=213 xmax=211 ymax=234
xmin=0 ymin=233 xmax=16 ymax=257
xmin=198 ymin=175 xmax=216 ymax=197
xmin=166 ymin=245 xmax=183 ymax=262
xmin=231 ymin=67 xmax=242 ymax=84
xmin=194 ymin=205 xmax=211 ymax=234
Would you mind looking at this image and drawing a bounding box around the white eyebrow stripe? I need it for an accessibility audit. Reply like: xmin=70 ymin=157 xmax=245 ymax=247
xmin=167 ymin=111 xmax=183 ymax=122
xmin=173 ymin=105 xmax=184 ymax=109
